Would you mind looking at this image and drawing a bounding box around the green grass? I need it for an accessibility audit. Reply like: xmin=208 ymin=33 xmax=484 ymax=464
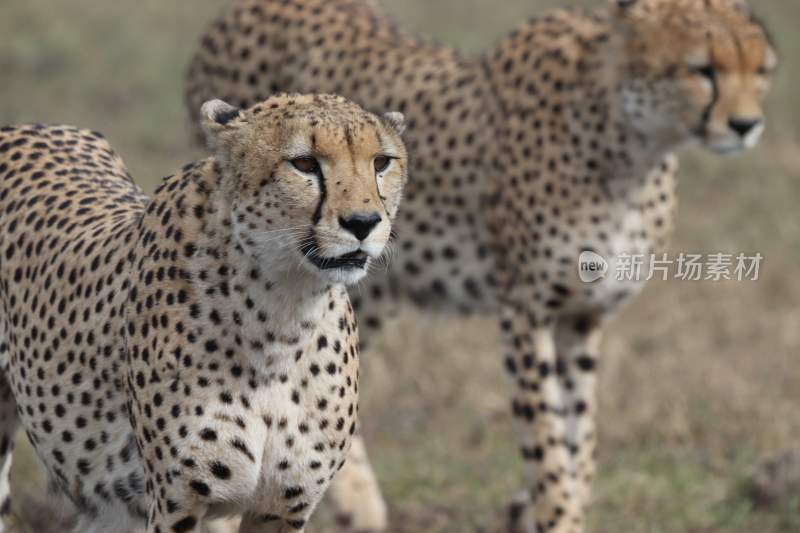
xmin=1 ymin=1 xmax=799 ymax=532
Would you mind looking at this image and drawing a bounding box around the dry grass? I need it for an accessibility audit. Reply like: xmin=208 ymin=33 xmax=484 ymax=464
xmin=1 ymin=0 xmax=799 ymax=532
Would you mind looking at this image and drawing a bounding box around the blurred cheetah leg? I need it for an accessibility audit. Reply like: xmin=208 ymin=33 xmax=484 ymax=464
xmin=0 ymin=373 xmax=19 ymax=533
xmin=325 ymin=435 xmax=388 ymax=532
xmin=238 ymin=513 xmax=311 ymax=533
xmin=555 ymin=315 xmax=604 ymax=511
xmin=499 ymin=299 xmax=582 ymax=533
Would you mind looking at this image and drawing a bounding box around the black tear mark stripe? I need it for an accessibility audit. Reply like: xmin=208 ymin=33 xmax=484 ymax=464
xmin=311 ymin=165 xmax=327 ymax=225
xmin=700 ymin=70 xmax=719 ymax=132
xmin=700 ymin=37 xmax=719 ymax=134
xmin=373 ymin=130 xmax=387 ymax=195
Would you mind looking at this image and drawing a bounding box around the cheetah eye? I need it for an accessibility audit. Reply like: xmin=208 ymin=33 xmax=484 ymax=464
xmin=690 ymin=65 xmax=716 ymax=81
xmin=756 ymin=65 xmax=773 ymax=77
xmin=291 ymin=157 xmax=320 ymax=175
xmin=373 ymin=156 xmax=392 ymax=174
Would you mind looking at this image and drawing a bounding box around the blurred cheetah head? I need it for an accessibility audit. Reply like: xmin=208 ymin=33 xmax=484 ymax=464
xmin=612 ymin=0 xmax=776 ymax=153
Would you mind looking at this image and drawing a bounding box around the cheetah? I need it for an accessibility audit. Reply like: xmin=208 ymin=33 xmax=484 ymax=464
xmin=185 ymin=0 xmax=776 ymax=531
xmin=0 ymin=93 xmax=407 ymax=533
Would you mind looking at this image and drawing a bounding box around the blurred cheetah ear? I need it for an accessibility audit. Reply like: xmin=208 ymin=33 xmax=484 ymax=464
xmin=382 ymin=112 xmax=406 ymax=136
xmin=731 ymin=0 xmax=753 ymax=15
xmin=611 ymin=0 xmax=642 ymax=28
xmin=200 ymin=99 xmax=245 ymax=152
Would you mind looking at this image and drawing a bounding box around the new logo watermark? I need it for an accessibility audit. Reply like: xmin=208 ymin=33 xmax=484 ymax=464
xmin=578 ymin=252 xmax=763 ymax=283
xmin=578 ymin=251 xmax=609 ymax=283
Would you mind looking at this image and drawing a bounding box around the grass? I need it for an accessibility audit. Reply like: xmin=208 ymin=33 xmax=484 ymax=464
xmin=1 ymin=0 xmax=799 ymax=532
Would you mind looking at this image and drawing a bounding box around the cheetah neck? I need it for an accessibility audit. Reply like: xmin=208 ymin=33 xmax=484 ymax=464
xmin=552 ymin=39 xmax=684 ymax=201
xmin=486 ymin=11 xmax=682 ymax=200
xmin=592 ymin=26 xmax=688 ymax=191
xmin=578 ymin=82 xmax=680 ymax=198
xmin=165 ymin=160 xmax=340 ymax=373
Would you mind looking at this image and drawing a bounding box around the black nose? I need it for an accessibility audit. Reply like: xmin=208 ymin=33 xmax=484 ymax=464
xmin=728 ymin=118 xmax=761 ymax=138
xmin=339 ymin=212 xmax=382 ymax=241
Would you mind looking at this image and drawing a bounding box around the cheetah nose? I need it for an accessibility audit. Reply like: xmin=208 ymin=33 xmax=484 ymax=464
xmin=728 ymin=118 xmax=761 ymax=138
xmin=339 ymin=212 xmax=382 ymax=241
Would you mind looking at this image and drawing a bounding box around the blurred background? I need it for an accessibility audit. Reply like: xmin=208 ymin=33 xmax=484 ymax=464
xmin=1 ymin=0 xmax=798 ymax=531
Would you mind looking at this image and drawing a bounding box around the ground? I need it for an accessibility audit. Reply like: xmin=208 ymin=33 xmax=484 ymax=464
xmin=1 ymin=0 xmax=799 ymax=532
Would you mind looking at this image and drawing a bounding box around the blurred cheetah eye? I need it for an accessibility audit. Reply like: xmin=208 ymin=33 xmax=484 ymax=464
xmin=690 ymin=65 xmax=716 ymax=81
xmin=373 ymin=156 xmax=391 ymax=174
xmin=291 ymin=157 xmax=320 ymax=174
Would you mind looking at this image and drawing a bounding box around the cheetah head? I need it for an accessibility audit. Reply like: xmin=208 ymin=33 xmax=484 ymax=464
xmin=612 ymin=0 xmax=776 ymax=153
xmin=201 ymin=94 xmax=407 ymax=286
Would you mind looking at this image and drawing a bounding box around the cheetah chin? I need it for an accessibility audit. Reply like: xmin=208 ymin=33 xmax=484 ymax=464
xmin=299 ymin=237 xmax=372 ymax=280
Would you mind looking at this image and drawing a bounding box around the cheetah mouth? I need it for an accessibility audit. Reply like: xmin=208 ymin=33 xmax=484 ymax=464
xmin=299 ymin=241 xmax=369 ymax=271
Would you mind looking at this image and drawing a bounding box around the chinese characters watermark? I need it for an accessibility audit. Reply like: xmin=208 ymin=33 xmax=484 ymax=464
xmin=578 ymin=251 xmax=763 ymax=283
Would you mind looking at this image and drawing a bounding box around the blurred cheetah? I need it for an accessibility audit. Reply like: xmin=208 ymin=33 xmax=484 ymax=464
xmin=186 ymin=0 xmax=776 ymax=531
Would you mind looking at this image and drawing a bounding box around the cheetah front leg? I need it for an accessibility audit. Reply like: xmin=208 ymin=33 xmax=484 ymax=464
xmin=498 ymin=302 xmax=582 ymax=533
xmin=0 ymin=374 xmax=19 ymax=533
xmin=308 ymin=276 xmax=401 ymax=533
xmin=555 ymin=316 xmax=604 ymax=512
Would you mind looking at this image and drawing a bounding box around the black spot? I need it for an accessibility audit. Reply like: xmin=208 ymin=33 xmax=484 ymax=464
xmin=199 ymin=428 xmax=217 ymax=441
xmin=508 ymin=500 xmax=526 ymax=525
xmin=189 ymin=480 xmax=211 ymax=496
xmin=575 ymin=355 xmax=596 ymax=372
xmin=209 ymin=461 xmax=231 ymax=480
xmin=284 ymin=486 xmax=304 ymax=499
xmin=172 ymin=516 xmax=198 ymax=532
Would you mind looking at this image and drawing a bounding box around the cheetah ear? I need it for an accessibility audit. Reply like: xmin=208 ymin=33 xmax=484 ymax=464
xmin=382 ymin=112 xmax=406 ymax=136
xmin=200 ymin=99 xmax=245 ymax=151
xmin=612 ymin=0 xmax=639 ymax=12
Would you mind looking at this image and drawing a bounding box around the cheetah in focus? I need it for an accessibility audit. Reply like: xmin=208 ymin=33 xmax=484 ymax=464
xmin=0 ymin=93 xmax=407 ymax=532
xmin=185 ymin=0 xmax=776 ymax=531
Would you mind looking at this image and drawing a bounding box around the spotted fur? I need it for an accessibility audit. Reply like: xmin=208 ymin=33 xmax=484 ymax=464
xmin=0 ymin=93 xmax=407 ymax=533
xmin=185 ymin=1 xmax=775 ymax=531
